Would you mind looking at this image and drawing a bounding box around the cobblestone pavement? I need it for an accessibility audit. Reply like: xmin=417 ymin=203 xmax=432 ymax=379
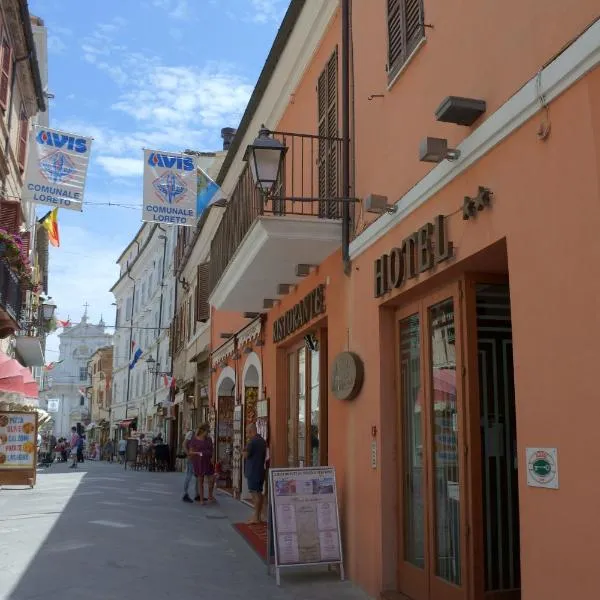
xmin=0 ymin=460 xmax=372 ymax=600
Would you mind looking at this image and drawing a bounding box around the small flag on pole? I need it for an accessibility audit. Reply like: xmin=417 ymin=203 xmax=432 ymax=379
xmin=39 ymin=208 xmax=60 ymax=247
xmin=43 ymin=360 xmax=64 ymax=372
xmin=56 ymin=319 xmax=71 ymax=328
xmin=129 ymin=341 xmax=143 ymax=370
xmin=162 ymin=375 xmax=176 ymax=389
xmin=197 ymin=167 xmax=225 ymax=215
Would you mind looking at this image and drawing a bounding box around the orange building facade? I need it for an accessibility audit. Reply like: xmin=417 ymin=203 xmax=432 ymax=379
xmin=205 ymin=2 xmax=600 ymax=599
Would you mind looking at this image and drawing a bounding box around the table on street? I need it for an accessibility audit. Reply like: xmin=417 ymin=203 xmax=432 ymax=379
xmin=0 ymin=460 xmax=372 ymax=600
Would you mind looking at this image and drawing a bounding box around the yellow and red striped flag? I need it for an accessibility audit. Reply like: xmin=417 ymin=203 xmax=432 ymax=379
xmin=40 ymin=208 xmax=60 ymax=247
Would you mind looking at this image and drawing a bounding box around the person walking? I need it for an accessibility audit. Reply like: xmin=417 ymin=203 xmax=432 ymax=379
xmin=243 ymin=423 xmax=267 ymax=523
xmin=68 ymin=427 xmax=80 ymax=469
xmin=181 ymin=429 xmax=200 ymax=503
xmin=118 ymin=437 xmax=127 ymax=463
xmin=188 ymin=423 xmax=215 ymax=505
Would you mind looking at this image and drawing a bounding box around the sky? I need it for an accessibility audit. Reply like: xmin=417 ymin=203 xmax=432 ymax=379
xmin=28 ymin=0 xmax=288 ymax=360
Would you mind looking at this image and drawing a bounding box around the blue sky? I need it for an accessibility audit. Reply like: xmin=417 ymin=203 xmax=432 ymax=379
xmin=28 ymin=0 xmax=287 ymax=358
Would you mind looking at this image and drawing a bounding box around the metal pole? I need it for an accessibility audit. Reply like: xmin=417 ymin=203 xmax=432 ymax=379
xmin=341 ymin=0 xmax=351 ymax=274
xmin=125 ymin=277 xmax=136 ymax=419
xmin=154 ymin=226 xmax=168 ymax=402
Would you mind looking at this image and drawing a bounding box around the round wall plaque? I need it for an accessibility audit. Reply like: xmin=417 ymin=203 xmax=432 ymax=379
xmin=330 ymin=351 xmax=364 ymax=401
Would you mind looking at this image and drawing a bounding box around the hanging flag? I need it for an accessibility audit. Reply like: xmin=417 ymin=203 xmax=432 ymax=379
xmin=56 ymin=319 xmax=71 ymax=328
xmin=22 ymin=126 xmax=93 ymax=212
xmin=161 ymin=375 xmax=176 ymax=389
xmin=43 ymin=360 xmax=64 ymax=372
xmin=196 ymin=167 xmax=224 ymax=215
xmin=142 ymin=149 xmax=198 ymax=227
xmin=129 ymin=341 xmax=143 ymax=370
xmin=78 ymin=387 xmax=86 ymax=397
xmin=39 ymin=208 xmax=60 ymax=247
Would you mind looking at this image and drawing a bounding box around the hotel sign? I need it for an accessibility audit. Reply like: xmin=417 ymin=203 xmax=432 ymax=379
xmin=273 ymin=285 xmax=325 ymax=343
xmin=374 ymin=215 xmax=453 ymax=298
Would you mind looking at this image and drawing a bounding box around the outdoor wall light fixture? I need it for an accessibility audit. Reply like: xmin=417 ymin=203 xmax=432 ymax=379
xmin=145 ymin=356 xmax=170 ymax=376
xmin=244 ymin=125 xmax=287 ymax=195
xmin=419 ymin=137 xmax=461 ymax=163
xmin=364 ymin=194 xmax=397 ymax=215
xmin=277 ymin=283 xmax=292 ymax=295
xmin=435 ymin=96 xmax=486 ymax=127
xmin=263 ymin=299 xmax=275 ymax=309
xmin=295 ymin=264 xmax=316 ymax=277
xmin=220 ymin=333 xmax=234 ymax=339
xmin=243 ymin=312 xmax=260 ymax=319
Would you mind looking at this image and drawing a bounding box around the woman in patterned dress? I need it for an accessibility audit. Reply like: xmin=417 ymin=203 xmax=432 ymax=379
xmin=188 ymin=423 xmax=216 ymax=504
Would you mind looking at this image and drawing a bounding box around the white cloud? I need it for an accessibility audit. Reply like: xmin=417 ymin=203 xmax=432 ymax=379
xmin=248 ymin=0 xmax=287 ymax=24
xmin=47 ymin=35 xmax=67 ymax=54
xmin=152 ymin=0 xmax=190 ymax=19
xmin=45 ymin=224 xmax=121 ymax=358
xmin=96 ymin=156 xmax=144 ymax=177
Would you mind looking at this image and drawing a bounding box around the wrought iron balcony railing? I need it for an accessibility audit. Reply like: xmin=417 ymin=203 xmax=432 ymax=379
xmin=209 ymin=130 xmax=345 ymax=295
xmin=0 ymin=258 xmax=22 ymax=326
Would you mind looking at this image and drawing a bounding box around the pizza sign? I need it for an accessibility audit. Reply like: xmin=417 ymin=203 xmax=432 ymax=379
xmin=0 ymin=412 xmax=37 ymax=469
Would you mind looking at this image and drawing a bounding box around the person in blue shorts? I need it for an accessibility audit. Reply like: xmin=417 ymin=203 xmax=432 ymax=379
xmin=243 ymin=423 xmax=267 ymax=523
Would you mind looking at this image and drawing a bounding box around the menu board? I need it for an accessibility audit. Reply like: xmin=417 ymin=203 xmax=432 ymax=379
xmin=0 ymin=412 xmax=37 ymax=470
xmin=269 ymin=467 xmax=342 ymax=567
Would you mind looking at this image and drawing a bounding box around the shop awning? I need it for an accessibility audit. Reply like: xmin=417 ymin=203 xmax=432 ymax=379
xmin=117 ymin=419 xmax=135 ymax=428
xmin=0 ymin=352 xmax=38 ymax=398
xmin=14 ymin=336 xmax=45 ymax=367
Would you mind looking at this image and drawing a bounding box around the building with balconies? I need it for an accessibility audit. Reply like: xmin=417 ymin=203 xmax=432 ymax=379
xmin=86 ymin=345 xmax=113 ymax=447
xmin=202 ymin=1 xmax=600 ymax=599
xmin=0 ymin=2 xmax=50 ymax=389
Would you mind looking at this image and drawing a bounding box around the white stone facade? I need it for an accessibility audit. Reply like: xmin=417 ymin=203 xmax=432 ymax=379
xmin=110 ymin=223 xmax=177 ymax=437
xmin=49 ymin=314 xmax=112 ymax=437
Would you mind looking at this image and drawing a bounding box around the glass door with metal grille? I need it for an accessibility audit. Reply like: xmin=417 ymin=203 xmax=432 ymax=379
xmin=397 ymin=284 xmax=467 ymax=600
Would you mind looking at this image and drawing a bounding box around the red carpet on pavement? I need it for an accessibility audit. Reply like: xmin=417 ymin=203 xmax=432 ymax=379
xmin=233 ymin=521 xmax=267 ymax=561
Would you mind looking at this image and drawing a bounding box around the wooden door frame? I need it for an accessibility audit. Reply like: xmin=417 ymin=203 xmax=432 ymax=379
xmin=284 ymin=328 xmax=328 ymax=467
xmin=395 ymin=282 xmax=470 ymax=600
xmin=395 ymin=298 xmax=429 ymax=600
xmin=461 ymin=273 xmax=514 ymax=600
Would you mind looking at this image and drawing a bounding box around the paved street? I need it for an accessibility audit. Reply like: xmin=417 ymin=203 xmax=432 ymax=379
xmin=0 ymin=461 xmax=371 ymax=600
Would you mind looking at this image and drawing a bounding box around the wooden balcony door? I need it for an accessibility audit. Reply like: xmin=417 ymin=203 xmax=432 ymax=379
xmin=396 ymin=283 xmax=468 ymax=600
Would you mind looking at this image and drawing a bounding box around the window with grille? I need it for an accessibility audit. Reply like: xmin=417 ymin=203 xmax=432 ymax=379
xmin=317 ymin=48 xmax=339 ymax=219
xmin=387 ymin=0 xmax=425 ymax=83
xmin=79 ymin=367 xmax=87 ymax=381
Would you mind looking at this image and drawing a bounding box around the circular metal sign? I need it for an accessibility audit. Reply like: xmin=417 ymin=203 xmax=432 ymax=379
xmin=330 ymin=352 xmax=364 ymax=401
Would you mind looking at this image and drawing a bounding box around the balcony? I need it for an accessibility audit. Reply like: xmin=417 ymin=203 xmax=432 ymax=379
xmin=209 ymin=131 xmax=346 ymax=313
xmin=0 ymin=258 xmax=22 ymax=336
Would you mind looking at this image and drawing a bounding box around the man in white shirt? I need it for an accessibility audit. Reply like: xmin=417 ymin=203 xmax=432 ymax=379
xmin=118 ymin=437 xmax=127 ymax=463
xmin=182 ymin=430 xmax=199 ymax=503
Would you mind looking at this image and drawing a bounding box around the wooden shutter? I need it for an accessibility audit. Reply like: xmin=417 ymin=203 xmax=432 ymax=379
xmin=317 ymin=48 xmax=338 ymax=216
xmin=20 ymin=230 xmax=30 ymax=256
xmin=195 ymin=262 xmax=210 ymax=323
xmin=17 ymin=104 xmax=28 ymax=171
xmin=0 ymin=33 xmax=11 ymax=112
xmin=0 ymin=200 xmax=21 ymax=233
xmin=387 ymin=0 xmax=424 ymax=80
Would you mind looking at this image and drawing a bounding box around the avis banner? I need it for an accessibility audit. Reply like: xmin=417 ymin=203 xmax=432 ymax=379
xmin=142 ymin=149 xmax=198 ymax=227
xmin=22 ymin=126 xmax=92 ymax=212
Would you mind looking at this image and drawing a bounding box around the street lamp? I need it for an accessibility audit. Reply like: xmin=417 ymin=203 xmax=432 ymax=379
xmin=41 ymin=300 xmax=57 ymax=320
xmin=145 ymin=356 xmax=170 ymax=376
xmin=244 ymin=126 xmax=287 ymax=195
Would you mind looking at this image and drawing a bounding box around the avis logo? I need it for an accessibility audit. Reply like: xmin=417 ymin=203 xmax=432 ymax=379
xmin=36 ymin=130 xmax=87 ymax=153
xmin=148 ymin=152 xmax=194 ymax=171
xmin=153 ymin=172 xmax=187 ymax=204
xmin=39 ymin=150 xmax=76 ymax=184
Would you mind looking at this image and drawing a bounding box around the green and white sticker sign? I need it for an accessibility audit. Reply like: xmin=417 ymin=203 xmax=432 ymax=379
xmin=526 ymin=448 xmax=559 ymax=489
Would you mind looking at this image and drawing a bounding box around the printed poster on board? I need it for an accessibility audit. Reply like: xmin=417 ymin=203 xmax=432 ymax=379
xmin=270 ymin=466 xmax=342 ymax=566
xmin=0 ymin=412 xmax=37 ymax=470
xmin=22 ymin=126 xmax=92 ymax=212
xmin=142 ymin=149 xmax=198 ymax=227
